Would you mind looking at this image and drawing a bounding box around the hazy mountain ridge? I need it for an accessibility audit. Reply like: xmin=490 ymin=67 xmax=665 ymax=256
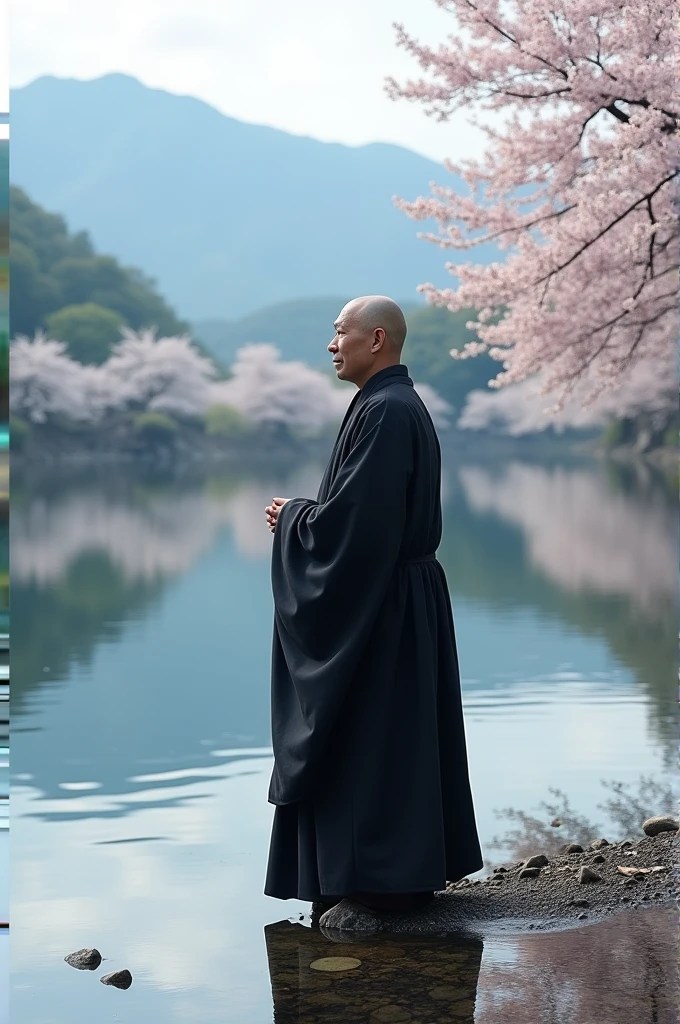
xmin=10 ymin=73 xmax=497 ymax=321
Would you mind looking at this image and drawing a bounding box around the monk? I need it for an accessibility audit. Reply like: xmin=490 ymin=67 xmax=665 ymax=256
xmin=263 ymin=295 xmax=483 ymax=917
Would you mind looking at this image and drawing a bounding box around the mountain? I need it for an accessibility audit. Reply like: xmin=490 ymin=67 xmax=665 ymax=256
xmin=10 ymin=74 xmax=497 ymax=321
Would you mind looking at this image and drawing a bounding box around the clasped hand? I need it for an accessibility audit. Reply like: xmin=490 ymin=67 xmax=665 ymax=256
xmin=265 ymin=497 xmax=291 ymax=533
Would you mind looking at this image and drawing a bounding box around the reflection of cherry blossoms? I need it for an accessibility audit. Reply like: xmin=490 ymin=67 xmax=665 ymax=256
xmin=11 ymin=466 xmax=326 ymax=585
xmin=459 ymin=462 xmax=675 ymax=613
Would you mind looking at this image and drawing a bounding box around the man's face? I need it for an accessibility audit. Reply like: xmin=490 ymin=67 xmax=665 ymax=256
xmin=328 ymin=304 xmax=376 ymax=385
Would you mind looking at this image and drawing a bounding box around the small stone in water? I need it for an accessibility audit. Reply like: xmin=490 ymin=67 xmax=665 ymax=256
xmin=100 ymin=969 xmax=132 ymax=989
xmin=64 ymin=948 xmax=102 ymax=971
xmin=551 ymin=818 xmax=561 ymax=827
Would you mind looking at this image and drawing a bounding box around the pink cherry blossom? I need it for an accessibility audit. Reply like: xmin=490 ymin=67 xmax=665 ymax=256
xmin=386 ymin=0 xmax=679 ymax=408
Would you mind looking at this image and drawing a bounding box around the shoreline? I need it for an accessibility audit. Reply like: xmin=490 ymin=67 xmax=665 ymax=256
xmin=316 ymin=826 xmax=678 ymax=936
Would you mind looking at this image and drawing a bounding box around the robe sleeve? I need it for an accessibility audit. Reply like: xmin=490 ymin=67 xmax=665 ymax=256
xmin=268 ymin=394 xmax=414 ymax=804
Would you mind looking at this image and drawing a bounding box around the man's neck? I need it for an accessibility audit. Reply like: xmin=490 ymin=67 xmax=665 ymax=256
xmin=356 ymin=361 xmax=401 ymax=390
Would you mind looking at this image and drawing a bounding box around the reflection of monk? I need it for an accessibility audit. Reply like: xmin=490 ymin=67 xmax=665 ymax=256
xmin=264 ymin=919 xmax=484 ymax=1023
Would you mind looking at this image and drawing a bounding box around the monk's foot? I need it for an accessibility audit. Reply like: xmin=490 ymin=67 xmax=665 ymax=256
xmin=310 ymin=896 xmax=344 ymax=925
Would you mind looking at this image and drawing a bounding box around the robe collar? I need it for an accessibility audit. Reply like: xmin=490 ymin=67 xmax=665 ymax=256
xmin=358 ymin=363 xmax=413 ymax=400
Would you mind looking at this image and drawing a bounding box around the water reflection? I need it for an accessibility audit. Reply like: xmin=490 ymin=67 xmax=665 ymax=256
xmin=11 ymin=447 xmax=678 ymax=1022
xmin=264 ymin=905 xmax=676 ymax=1024
xmin=474 ymin=905 xmax=677 ymax=1023
xmin=265 ymin=922 xmax=483 ymax=1022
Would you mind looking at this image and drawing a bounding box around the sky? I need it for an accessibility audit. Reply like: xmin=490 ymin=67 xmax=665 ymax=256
xmin=9 ymin=0 xmax=493 ymax=164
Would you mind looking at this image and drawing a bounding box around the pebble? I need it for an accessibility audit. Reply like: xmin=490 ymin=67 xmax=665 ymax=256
xmin=565 ymin=844 xmax=584 ymax=854
xmin=519 ymin=866 xmax=541 ymax=879
xmin=100 ymin=969 xmax=133 ymax=989
xmin=524 ymin=854 xmax=549 ymax=869
xmin=591 ymin=854 xmax=606 ymax=864
xmin=551 ymin=818 xmax=561 ymax=827
xmin=641 ymin=816 xmax=679 ymax=837
xmin=493 ymin=866 xmax=508 ymax=874
xmin=64 ymin=948 xmax=102 ymax=971
xmin=578 ymin=913 xmax=588 ymax=920
xmin=589 ymin=838 xmax=609 ymax=850
xmin=578 ymin=866 xmax=602 ymax=884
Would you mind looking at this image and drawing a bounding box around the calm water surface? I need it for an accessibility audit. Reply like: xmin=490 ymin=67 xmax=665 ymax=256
xmin=11 ymin=443 xmax=677 ymax=1023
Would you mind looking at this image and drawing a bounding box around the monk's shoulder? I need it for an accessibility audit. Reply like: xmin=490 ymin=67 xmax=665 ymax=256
xmin=357 ymin=390 xmax=414 ymax=437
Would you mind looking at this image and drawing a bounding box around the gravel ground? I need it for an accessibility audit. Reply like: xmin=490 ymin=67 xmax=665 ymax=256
xmin=316 ymin=828 xmax=678 ymax=935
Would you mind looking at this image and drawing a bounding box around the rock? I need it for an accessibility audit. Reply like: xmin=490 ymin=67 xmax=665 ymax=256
xmin=578 ymin=913 xmax=588 ymax=920
xmin=493 ymin=866 xmax=508 ymax=874
xmin=591 ymin=854 xmax=606 ymax=864
xmin=370 ymin=1006 xmax=412 ymax=1022
xmin=100 ymin=969 xmax=132 ymax=989
xmin=641 ymin=816 xmax=679 ymax=837
xmin=578 ymin=866 xmax=602 ymax=884
xmin=519 ymin=866 xmax=541 ymax=879
xmin=551 ymin=818 xmax=562 ymax=827
xmin=620 ymin=840 xmax=633 ymax=849
xmin=524 ymin=854 xmax=549 ymax=869
xmin=64 ymin=948 xmax=102 ymax=971
xmin=589 ymin=838 xmax=609 ymax=850
xmin=565 ymin=844 xmax=584 ymax=854
xmin=318 ymin=899 xmax=382 ymax=933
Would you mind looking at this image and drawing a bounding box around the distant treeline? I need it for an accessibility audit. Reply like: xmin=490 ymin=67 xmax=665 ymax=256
xmin=194 ymin=299 xmax=500 ymax=416
xmin=12 ymin=184 xmax=502 ymax=421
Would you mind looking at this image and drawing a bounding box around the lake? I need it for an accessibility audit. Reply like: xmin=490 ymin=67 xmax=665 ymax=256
xmin=10 ymin=440 xmax=677 ymax=1023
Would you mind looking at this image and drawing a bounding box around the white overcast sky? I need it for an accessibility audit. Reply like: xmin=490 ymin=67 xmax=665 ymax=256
xmin=8 ymin=0 xmax=492 ymax=163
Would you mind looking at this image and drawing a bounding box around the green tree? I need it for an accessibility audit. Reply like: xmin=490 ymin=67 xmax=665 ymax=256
xmin=204 ymin=403 xmax=249 ymax=437
xmin=9 ymin=186 xmax=188 ymax=342
xmin=45 ymin=302 xmax=128 ymax=365
xmin=404 ymin=305 xmax=500 ymax=415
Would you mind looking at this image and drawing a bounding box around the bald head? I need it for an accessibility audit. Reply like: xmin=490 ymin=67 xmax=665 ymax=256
xmin=344 ymin=295 xmax=407 ymax=356
xmin=329 ymin=295 xmax=409 ymax=390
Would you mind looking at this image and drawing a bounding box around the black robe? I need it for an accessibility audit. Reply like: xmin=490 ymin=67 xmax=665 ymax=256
xmin=264 ymin=363 xmax=483 ymax=901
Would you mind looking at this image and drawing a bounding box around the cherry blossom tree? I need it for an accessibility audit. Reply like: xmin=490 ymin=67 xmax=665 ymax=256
xmin=10 ymin=330 xmax=116 ymax=423
xmin=387 ymin=0 xmax=679 ymax=408
xmin=459 ymin=339 xmax=678 ymax=437
xmin=209 ymin=343 xmax=350 ymax=432
xmin=105 ymin=327 xmax=219 ymax=417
